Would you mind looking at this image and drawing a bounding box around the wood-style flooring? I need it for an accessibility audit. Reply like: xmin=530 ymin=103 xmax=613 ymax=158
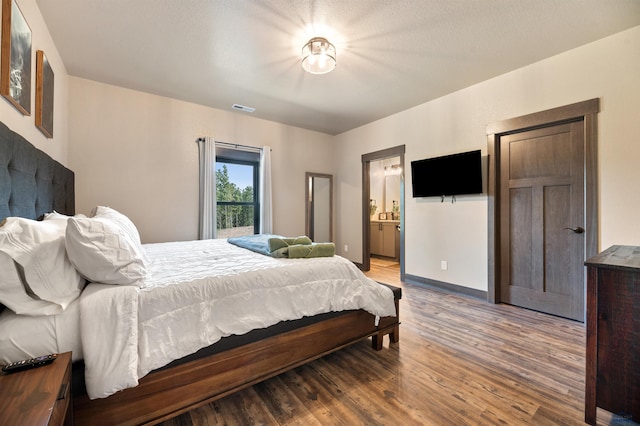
xmin=159 ymin=263 xmax=623 ymax=426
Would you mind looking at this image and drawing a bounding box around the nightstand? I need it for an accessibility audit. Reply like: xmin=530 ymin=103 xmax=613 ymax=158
xmin=0 ymin=351 xmax=73 ymax=425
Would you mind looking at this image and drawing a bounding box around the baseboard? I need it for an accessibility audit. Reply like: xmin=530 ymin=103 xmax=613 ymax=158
xmin=404 ymin=274 xmax=487 ymax=300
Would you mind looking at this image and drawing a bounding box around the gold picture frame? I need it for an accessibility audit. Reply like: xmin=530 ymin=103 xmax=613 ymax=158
xmin=35 ymin=50 xmax=54 ymax=137
xmin=1 ymin=0 xmax=32 ymax=115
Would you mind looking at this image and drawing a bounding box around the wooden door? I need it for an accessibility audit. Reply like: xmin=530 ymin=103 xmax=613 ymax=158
xmin=499 ymin=122 xmax=585 ymax=321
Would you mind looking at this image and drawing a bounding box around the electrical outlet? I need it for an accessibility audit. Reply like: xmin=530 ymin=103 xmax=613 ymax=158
xmin=344 ymin=245 xmax=349 ymax=252
xmin=441 ymin=260 xmax=448 ymax=270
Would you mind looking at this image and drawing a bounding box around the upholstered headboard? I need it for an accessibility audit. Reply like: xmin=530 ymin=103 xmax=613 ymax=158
xmin=0 ymin=121 xmax=75 ymax=221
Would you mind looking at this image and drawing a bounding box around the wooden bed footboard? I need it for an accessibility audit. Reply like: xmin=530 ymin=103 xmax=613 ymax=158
xmin=74 ymin=299 xmax=400 ymax=426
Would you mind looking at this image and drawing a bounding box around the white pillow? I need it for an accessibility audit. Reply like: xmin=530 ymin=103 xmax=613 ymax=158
xmin=42 ymin=211 xmax=87 ymax=222
xmin=93 ymin=206 xmax=142 ymax=246
xmin=93 ymin=206 xmax=148 ymax=263
xmin=42 ymin=210 xmax=70 ymax=221
xmin=66 ymin=215 xmax=148 ymax=286
xmin=0 ymin=217 xmax=85 ymax=314
xmin=0 ymin=252 xmax=63 ymax=316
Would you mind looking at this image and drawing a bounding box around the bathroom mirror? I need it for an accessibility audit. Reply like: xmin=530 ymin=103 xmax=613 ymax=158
xmin=305 ymin=172 xmax=333 ymax=242
xmin=385 ymin=174 xmax=401 ymax=217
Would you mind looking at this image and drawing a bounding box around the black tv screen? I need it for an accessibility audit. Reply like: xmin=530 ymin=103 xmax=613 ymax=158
xmin=411 ymin=150 xmax=482 ymax=198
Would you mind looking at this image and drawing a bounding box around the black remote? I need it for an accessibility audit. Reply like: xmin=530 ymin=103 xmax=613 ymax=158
xmin=2 ymin=354 xmax=57 ymax=374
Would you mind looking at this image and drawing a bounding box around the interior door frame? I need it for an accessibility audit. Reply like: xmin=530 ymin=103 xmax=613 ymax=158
xmin=486 ymin=98 xmax=599 ymax=305
xmin=362 ymin=145 xmax=405 ymax=278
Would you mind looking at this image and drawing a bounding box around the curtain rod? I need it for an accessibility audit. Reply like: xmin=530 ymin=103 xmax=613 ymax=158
xmin=196 ymin=138 xmax=271 ymax=152
xmin=196 ymin=138 xmax=264 ymax=153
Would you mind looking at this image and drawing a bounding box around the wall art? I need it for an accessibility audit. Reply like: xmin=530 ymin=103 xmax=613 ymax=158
xmin=35 ymin=50 xmax=54 ymax=137
xmin=1 ymin=0 xmax=32 ymax=115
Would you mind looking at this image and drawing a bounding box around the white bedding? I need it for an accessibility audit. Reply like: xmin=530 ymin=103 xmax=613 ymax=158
xmin=0 ymin=298 xmax=83 ymax=364
xmin=81 ymin=238 xmax=396 ymax=399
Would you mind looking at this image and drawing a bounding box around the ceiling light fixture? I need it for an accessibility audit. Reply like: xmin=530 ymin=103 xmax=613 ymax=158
xmin=301 ymin=37 xmax=336 ymax=74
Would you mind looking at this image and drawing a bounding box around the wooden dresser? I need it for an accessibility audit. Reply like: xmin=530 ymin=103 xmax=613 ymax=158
xmin=584 ymin=246 xmax=639 ymax=425
xmin=0 ymin=351 xmax=73 ymax=425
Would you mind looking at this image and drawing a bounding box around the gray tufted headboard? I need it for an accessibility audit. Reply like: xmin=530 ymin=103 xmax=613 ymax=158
xmin=0 ymin=121 xmax=75 ymax=221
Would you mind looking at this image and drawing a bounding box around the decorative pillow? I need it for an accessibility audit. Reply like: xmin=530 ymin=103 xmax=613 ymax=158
xmin=0 ymin=217 xmax=86 ymax=315
xmin=92 ymin=206 xmax=143 ymax=246
xmin=65 ymin=215 xmax=148 ymax=286
xmin=92 ymin=206 xmax=148 ymax=263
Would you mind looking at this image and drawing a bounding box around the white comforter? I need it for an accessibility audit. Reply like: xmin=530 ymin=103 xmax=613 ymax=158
xmin=80 ymin=239 xmax=396 ymax=399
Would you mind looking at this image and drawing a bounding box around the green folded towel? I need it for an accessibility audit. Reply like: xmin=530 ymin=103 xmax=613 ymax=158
xmin=267 ymin=236 xmax=312 ymax=252
xmin=269 ymin=247 xmax=291 ymax=258
xmin=287 ymin=242 xmax=335 ymax=258
xmin=229 ymin=234 xmax=332 ymax=258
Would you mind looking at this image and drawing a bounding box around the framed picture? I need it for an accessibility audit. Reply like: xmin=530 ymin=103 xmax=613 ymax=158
xmin=35 ymin=50 xmax=53 ymax=137
xmin=378 ymin=212 xmax=387 ymax=220
xmin=1 ymin=0 xmax=32 ymax=115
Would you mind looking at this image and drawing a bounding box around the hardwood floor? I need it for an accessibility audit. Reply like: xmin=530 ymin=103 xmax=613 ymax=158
xmin=159 ymin=263 xmax=622 ymax=426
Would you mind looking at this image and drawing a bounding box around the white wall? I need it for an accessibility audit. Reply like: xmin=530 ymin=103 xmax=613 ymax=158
xmin=334 ymin=26 xmax=640 ymax=292
xmin=67 ymin=77 xmax=334 ymax=243
xmin=0 ymin=0 xmax=68 ymax=164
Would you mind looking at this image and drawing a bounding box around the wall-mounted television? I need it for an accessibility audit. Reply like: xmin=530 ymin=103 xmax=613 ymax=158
xmin=411 ymin=149 xmax=482 ymax=198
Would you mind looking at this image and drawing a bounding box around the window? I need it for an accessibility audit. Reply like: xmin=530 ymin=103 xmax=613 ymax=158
xmin=216 ymin=153 xmax=260 ymax=238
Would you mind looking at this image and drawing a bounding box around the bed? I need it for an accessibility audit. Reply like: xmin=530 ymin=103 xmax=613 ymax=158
xmin=0 ymin=121 xmax=401 ymax=425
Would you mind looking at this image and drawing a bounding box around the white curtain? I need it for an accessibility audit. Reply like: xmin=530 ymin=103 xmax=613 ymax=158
xmin=259 ymin=145 xmax=272 ymax=234
xmin=197 ymin=137 xmax=216 ymax=239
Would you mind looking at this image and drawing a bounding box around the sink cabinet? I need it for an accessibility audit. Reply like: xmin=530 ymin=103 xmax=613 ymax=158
xmin=370 ymin=221 xmax=399 ymax=259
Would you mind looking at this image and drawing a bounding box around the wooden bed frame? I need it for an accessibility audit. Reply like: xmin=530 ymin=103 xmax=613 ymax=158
xmin=74 ymin=303 xmax=400 ymax=425
xmin=0 ymin=121 xmax=401 ymax=426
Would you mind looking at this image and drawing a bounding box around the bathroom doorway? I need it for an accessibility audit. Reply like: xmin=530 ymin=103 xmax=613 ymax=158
xmin=361 ymin=145 xmax=405 ymax=281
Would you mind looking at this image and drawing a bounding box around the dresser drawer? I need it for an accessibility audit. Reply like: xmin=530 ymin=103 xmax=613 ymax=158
xmin=585 ymin=246 xmax=640 ymax=425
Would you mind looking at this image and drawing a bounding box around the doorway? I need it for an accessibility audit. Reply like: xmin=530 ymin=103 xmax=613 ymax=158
xmin=487 ymin=99 xmax=599 ymax=321
xmin=305 ymin=172 xmax=333 ymax=242
xmin=362 ymin=145 xmax=405 ymax=281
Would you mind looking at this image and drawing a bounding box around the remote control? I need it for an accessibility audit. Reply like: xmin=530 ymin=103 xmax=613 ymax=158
xmin=2 ymin=354 xmax=57 ymax=374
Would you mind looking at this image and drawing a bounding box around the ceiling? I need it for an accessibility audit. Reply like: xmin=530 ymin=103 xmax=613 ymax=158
xmin=36 ymin=0 xmax=640 ymax=135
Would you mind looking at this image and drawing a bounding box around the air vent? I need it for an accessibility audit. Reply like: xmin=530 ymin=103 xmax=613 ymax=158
xmin=232 ymin=104 xmax=255 ymax=113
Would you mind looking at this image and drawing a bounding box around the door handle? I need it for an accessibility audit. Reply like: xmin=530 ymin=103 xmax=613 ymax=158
xmin=564 ymin=226 xmax=585 ymax=234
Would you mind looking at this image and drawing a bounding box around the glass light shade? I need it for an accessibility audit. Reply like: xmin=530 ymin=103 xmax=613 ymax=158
xmin=384 ymin=165 xmax=402 ymax=176
xmin=301 ymin=37 xmax=336 ymax=74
